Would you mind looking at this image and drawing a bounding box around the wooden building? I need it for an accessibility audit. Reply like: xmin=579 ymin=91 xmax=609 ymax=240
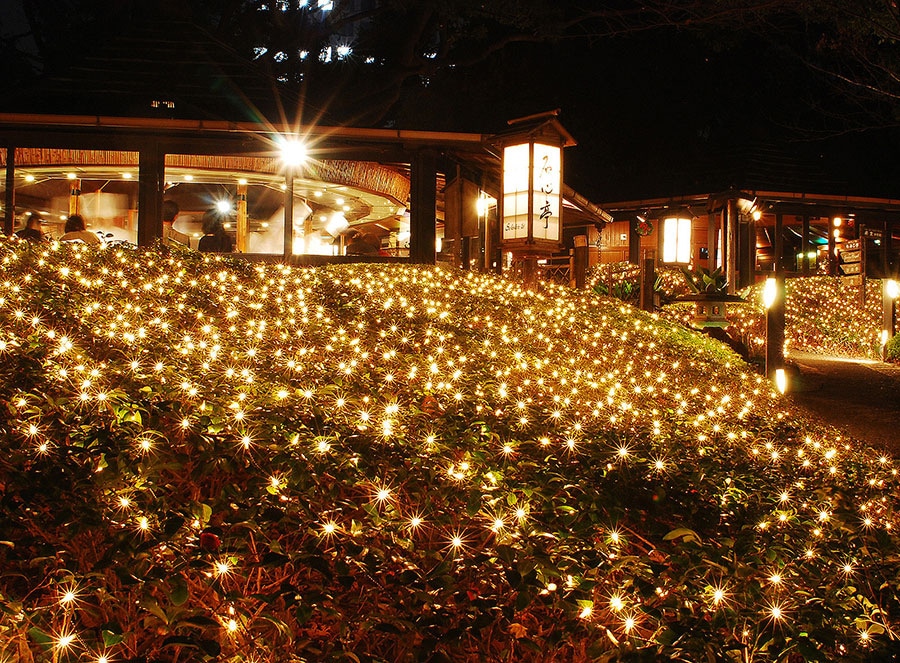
xmin=0 ymin=15 xmax=608 ymax=270
xmin=595 ymin=144 xmax=900 ymax=290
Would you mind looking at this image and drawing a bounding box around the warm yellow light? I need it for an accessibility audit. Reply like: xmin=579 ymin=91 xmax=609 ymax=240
xmin=279 ymin=137 xmax=307 ymax=166
xmin=886 ymin=279 xmax=900 ymax=299
xmin=662 ymin=217 xmax=692 ymax=264
xmin=501 ymin=142 xmax=561 ymax=242
xmin=774 ymin=368 xmax=787 ymax=395
xmin=56 ymin=632 xmax=76 ymax=648
xmin=762 ymin=277 xmax=778 ymax=309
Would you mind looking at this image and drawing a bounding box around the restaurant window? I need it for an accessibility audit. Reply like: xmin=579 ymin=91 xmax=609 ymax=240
xmin=661 ymin=216 xmax=692 ymax=264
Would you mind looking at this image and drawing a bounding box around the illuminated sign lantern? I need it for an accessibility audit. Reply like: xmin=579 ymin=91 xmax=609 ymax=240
xmin=499 ymin=110 xmax=575 ymax=256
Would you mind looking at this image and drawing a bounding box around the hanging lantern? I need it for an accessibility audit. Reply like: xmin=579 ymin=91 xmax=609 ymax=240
xmin=498 ymin=110 xmax=575 ymax=257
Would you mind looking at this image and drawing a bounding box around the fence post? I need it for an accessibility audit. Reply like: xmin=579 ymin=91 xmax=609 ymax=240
xmin=639 ymin=249 xmax=657 ymax=312
xmin=573 ymin=235 xmax=588 ymax=289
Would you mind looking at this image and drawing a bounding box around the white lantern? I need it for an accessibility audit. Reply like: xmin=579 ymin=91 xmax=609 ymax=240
xmin=498 ymin=111 xmax=574 ymax=256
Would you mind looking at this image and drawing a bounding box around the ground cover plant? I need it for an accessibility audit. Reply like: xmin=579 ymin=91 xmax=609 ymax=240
xmin=590 ymin=261 xmax=883 ymax=361
xmin=1 ymin=239 xmax=899 ymax=662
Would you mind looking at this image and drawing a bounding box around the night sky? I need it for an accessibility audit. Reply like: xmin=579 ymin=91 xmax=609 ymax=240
xmin=2 ymin=1 xmax=899 ymax=204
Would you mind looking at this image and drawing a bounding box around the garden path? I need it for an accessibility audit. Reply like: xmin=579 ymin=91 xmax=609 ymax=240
xmin=787 ymin=351 xmax=900 ymax=455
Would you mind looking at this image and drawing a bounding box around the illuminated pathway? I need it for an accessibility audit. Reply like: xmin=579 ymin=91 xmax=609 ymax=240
xmin=788 ymin=351 xmax=900 ymax=453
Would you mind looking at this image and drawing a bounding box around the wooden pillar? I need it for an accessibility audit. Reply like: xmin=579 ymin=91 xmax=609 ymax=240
xmin=137 ymin=143 xmax=164 ymax=247
xmin=303 ymin=200 xmax=313 ymax=255
xmin=236 ymin=181 xmax=248 ymax=253
xmin=639 ymin=249 xmax=656 ymax=312
xmin=801 ymin=215 xmax=810 ymax=275
xmin=774 ymin=213 xmax=784 ymax=275
xmin=409 ymin=150 xmax=437 ymax=264
xmin=766 ymin=274 xmax=786 ymax=382
xmin=883 ymin=283 xmax=896 ymax=341
xmin=573 ymin=234 xmax=588 ymax=289
xmin=886 ymin=220 xmax=895 ymax=276
xmin=707 ymin=213 xmax=717 ymax=271
xmin=4 ymin=146 xmax=14 ymax=235
xmin=283 ymin=170 xmax=294 ymax=260
xmin=628 ymin=221 xmax=640 ymax=264
xmin=69 ymin=178 xmax=81 ymax=217
xmin=827 ymin=216 xmax=837 ymax=276
xmin=726 ymin=199 xmax=738 ymax=295
xmin=738 ymin=214 xmax=756 ymax=289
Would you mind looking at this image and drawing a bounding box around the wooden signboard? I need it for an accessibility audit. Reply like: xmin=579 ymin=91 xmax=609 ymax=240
xmin=838 ymin=237 xmax=865 ymax=305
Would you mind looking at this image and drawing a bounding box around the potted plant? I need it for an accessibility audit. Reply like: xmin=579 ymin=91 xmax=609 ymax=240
xmin=676 ymin=266 xmax=744 ymax=328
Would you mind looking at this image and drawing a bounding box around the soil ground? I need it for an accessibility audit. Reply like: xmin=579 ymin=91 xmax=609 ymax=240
xmin=785 ymin=351 xmax=900 ymax=455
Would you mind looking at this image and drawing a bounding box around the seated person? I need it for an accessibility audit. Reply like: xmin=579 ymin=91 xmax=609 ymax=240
xmin=198 ymin=211 xmax=234 ymax=253
xmin=162 ymin=199 xmax=190 ymax=247
xmin=59 ymin=214 xmax=102 ymax=245
xmin=345 ymin=230 xmax=379 ymax=256
xmin=14 ymin=211 xmax=46 ymax=242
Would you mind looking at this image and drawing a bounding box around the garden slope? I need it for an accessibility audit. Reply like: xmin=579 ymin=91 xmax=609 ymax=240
xmin=0 ymin=240 xmax=897 ymax=662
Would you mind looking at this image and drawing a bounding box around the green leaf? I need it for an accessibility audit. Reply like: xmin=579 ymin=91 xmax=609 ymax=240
xmin=140 ymin=597 xmax=169 ymax=624
xmin=663 ymin=527 xmax=702 ymax=545
xmin=169 ymin=576 xmax=189 ymax=606
xmin=102 ymin=629 xmax=126 ymax=647
xmin=28 ymin=626 xmax=54 ymax=650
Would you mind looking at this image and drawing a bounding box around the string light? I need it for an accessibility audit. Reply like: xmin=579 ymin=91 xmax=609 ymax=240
xmin=1 ymin=241 xmax=897 ymax=661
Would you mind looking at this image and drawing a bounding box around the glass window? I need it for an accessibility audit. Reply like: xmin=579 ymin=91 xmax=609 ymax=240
xmin=662 ymin=216 xmax=692 ymax=264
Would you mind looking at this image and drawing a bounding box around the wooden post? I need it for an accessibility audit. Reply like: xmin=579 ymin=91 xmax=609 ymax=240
xmin=522 ymin=256 xmax=538 ymax=287
xmin=827 ymin=217 xmax=837 ymax=276
xmin=409 ymin=150 xmax=437 ymax=264
xmin=774 ymin=213 xmax=784 ymax=274
xmin=765 ymin=275 xmax=785 ymax=382
xmin=628 ymin=220 xmax=640 ymax=264
xmin=639 ymin=249 xmax=656 ymax=312
xmin=236 ymin=181 xmax=248 ymax=253
xmin=883 ymin=283 xmax=896 ymax=341
xmin=801 ymin=215 xmax=810 ymax=275
xmin=4 ymin=145 xmax=14 ymax=236
xmin=726 ymin=198 xmax=738 ymax=295
xmin=738 ymin=214 xmax=751 ymax=288
xmin=573 ymin=234 xmax=588 ymax=289
xmin=69 ymin=178 xmax=81 ymax=217
xmin=137 ymin=143 xmax=164 ymax=247
xmin=283 ymin=170 xmax=294 ymax=260
xmin=303 ymin=199 xmax=313 ymax=255
xmin=859 ymin=224 xmax=867 ymax=308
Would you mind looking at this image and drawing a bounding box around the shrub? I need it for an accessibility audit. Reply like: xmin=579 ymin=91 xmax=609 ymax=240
xmin=0 ymin=240 xmax=898 ymax=662
xmin=885 ymin=333 xmax=900 ymax=363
